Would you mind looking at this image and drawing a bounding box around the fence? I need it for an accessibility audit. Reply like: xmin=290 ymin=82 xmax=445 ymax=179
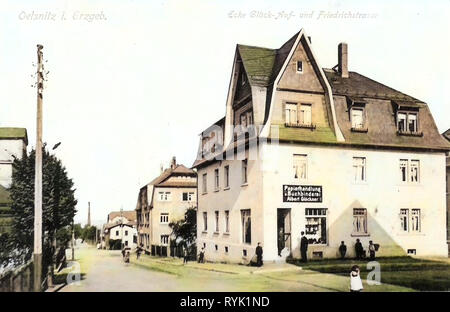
xmin=0 ymin=260 xmax=34 ymax=292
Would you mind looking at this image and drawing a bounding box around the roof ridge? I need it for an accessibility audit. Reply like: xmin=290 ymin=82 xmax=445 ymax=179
xmin=237 ymin=43 xmax=276 ymax=51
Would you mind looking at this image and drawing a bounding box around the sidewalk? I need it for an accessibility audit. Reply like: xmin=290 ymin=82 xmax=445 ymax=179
xmin=134 ymin=254 xmax=302 ymax=275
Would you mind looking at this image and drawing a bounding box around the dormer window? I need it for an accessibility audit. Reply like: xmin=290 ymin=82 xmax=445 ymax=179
xmin=351 ymin=108 xmax=364 ymax=129
xmin=347 ymin=97 xmax=368 ymax=132
xmin=393 ymin=101 xmax=422 ymax=136
xmin=299 ymin=104 xmax=312 ymax=126
xmin=241 ymin=70 xmax=247 ymax=86
xmin=397 ymin=112 xmax=407 ymax=132
xmin=296 ymin=61 xmax=303 ymax=73
xmin=285 ymin=102 xmax=298 ymax=125
xmin=240 ymin=114 xmax=247 ymax=128
xmin=397 ymin=111 xmax=420 ymax=135
xmin=407 ymin=113 xmax=417 ymax=132
xmin=285 ymin=101 xmax=316 ymax=129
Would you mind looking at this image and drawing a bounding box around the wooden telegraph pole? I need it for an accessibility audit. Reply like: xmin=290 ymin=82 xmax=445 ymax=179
xmin=33 ymin=44 xmax=44 ymax=292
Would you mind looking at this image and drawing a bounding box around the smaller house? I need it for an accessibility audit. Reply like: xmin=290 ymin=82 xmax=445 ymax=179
xmin=101 ymin=210 xmax=137 ymax=250
xmin=136 ymin=157 xmax=197 ymax=257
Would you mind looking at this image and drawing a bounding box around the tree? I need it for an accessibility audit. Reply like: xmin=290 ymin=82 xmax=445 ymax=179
xmin=81 ymin=225 xmax=97 ymax=243
xmin=73 ymin=223 xmax=82 ymax=239
xmin=169 ymin=206 xmax=197 ymax=246
xmin=1 ymin=147 xmax=77 ymax=271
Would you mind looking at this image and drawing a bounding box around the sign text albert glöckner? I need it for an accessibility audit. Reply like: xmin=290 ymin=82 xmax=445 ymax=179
xmin=282 ymin=185 xmax=322 ymax=203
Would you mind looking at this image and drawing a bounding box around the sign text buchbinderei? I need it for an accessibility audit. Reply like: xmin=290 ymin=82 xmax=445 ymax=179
xmin=282 ymin=185 xmax=322 ymax=203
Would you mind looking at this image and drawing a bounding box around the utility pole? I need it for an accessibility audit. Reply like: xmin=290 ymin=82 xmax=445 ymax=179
xmin=33 ymin=44 xmax=44 ymax=292
xmin=71 ymin=220 xmax=75 ymax=261
xmin=120 ymin=206 xmax=124 ymax=249
xmin=87 ymin=201 xmax=91 ymax=226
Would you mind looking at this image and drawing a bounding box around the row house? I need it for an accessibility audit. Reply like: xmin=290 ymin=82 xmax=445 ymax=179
xmin=136 ymin=157 xmax=197 ymax=256
xmin=192 ymin=29 xmax=450 ymax=263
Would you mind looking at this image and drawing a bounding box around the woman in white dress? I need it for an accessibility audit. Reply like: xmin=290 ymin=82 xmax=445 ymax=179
xmin=350 ymin=265 xmax=364 ymax=292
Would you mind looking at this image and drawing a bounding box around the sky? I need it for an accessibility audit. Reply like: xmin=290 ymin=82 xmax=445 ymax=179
xmin=0 ymin=0 xmax=449 ymax=226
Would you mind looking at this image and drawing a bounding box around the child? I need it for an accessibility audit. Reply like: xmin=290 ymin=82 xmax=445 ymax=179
xmin=350 ymin=265 xmax=363 ymax=292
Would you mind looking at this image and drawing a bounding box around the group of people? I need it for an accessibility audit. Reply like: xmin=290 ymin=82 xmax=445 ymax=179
xmin=339 ymin=239 xmax=378 ymax=261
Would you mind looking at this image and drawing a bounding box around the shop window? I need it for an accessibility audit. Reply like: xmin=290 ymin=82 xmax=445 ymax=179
xmin=305 ymin=208 xmax=327 ymax=244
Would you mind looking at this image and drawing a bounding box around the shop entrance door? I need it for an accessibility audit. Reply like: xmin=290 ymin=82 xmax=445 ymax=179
xmin=277 ymin=208 xmax=291 ymax=256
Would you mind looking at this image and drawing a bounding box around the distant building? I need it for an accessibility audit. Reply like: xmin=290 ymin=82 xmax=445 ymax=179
xmin=0 ymin=128 xmax=28 ymax=234
xmin=443 ymin=129 xmax=450 ymax=250
xmin=193 ymin=29 xmax=450 ymax=263
xmin=101 ymin=210 xmax=137 ymax=249
xmin=136 ymin=157 xmax=197 ymax=257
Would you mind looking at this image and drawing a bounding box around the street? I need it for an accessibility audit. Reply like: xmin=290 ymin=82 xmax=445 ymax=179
xmin=59 ymin=245 xmax=412 ymax=292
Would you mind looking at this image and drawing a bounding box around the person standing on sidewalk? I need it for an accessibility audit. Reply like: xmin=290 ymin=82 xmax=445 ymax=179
xmin=339 ymin=241 xmax=347 ymax=259
xmin=183 ymin=245 xmax=189 ymax=264
xmin=300 ymin=231 xmax=308 ymax=262
xmin=198 ymin=247 xmax=205 ymax=263
xmin=255 ymin=242 xmax=263 ymax=267
xmin=368 ymin=241 xmax=376 ymax=260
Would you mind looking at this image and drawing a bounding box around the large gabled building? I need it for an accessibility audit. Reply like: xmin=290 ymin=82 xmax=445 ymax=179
xmin=193 ymin=29 xmax=450 ymax=263
xmin=136 ymin=157 xmax=197 ymax=256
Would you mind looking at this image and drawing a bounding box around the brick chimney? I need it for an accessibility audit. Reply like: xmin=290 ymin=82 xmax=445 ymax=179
xmin=338 ymin=43 xmax=348 ymax=78
xmin=170 ymin=156 xmax=177 ymax=169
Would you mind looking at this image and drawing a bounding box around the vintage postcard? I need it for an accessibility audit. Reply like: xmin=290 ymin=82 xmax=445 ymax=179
xmin=0 ymin=0 xmax=449 ymax=303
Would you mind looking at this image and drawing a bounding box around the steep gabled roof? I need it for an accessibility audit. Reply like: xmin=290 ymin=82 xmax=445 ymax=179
xmin=236 ymin=32 xmax=298 ymax=87
xmin=107 ymin=210 xmax=136 ymax=223
xmin=443 ymin=128 xmax=450 ymax=141
xmin=237 ymin=45 xmax=276 ymax=86
xmin=0 ymin=128 xmax=28 ymax=145
xmin=147 ymin=164 xmax=196 ymax=187
xmin=324 ymin=69 xmax=422 ymax=102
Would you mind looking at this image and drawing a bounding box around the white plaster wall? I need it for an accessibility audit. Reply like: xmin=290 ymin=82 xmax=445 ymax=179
xmin=0 ymin=139 xmax=26 ymax=188
xmin=261 ymin=142 xmax=448 ymax=261
xmin=196 ymin=145 xmax=264 ymax=264
xmin=150 ymin=186 xmax=197 ymax=247
xmin=109 ymin=225 xmax=137 ymax=249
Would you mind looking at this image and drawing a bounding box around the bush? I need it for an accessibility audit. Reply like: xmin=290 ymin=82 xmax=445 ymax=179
xmin=109 ymin=239 xmax=122 ymax=250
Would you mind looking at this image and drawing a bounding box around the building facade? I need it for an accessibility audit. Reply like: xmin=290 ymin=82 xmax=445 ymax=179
xmin=136 ymin=157 xmax=197 ymax=256
xmin=443 ymin=129 xmax=450 ymax=250
xmin=0 ymin=128 xmax=28 ymax=234
xmin=101 ymin=210 xmax=137 ymax=249
xmin=193 ymin=30 xmax=450 ymax=264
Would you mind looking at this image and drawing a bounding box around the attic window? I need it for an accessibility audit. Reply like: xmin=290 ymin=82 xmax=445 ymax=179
xmin=397 ymin=111 xmax=422 ymax=136
xmin=241 ymin=70 xmax=247 ymax=86
xmin=348 ymin=98 xmax=368 ymax=132
xmin=296 ymin=61 xmax=303 ymax=73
